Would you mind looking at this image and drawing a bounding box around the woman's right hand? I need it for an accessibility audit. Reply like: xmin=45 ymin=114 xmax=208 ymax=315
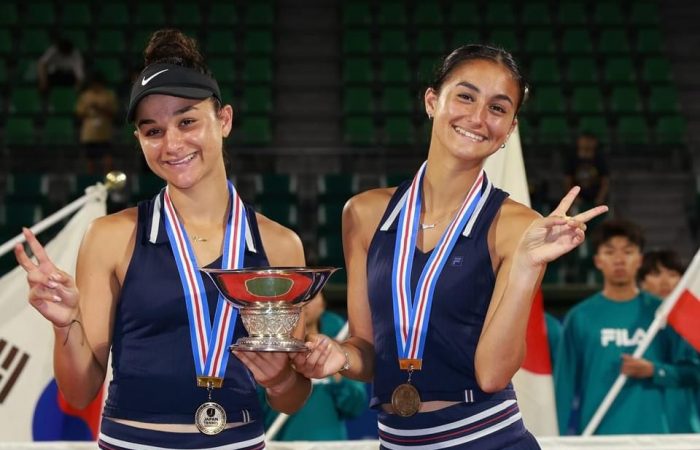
xmin=291 ymin=334 xmax=347 ymax=379
xmin=14 ymin=227 xmax=80 ymax=327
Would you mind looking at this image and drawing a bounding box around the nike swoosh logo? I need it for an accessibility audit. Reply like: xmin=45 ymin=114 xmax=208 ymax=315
xmin=141 ymin=69 xmax=169 ymax=86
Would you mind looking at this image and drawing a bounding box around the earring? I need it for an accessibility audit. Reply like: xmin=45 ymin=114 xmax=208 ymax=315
xmin=427 ymin=113 xmax=433 ymax=120
xmin=500 ymin=143 xmax=506 ymax=149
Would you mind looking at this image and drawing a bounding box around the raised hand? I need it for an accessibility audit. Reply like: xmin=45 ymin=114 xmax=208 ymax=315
xmin=14 ymin=227 xmax=80 ymax=327
xmin=518 ymin=186 xmax=608 ymax=267
xmin=291 ymin=334 xmax=346 ymax=379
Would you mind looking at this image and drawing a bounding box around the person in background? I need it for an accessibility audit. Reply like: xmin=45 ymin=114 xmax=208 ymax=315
xmin=639 ymin=249 xmax=700 ymax=433
xmin=37 ymin=34 xmax=84 ymax=93
xmin=75 ymin=71 xmax=118 ymax=174
xmin=555 ymin=220 xmax=699 ymax=435
xmin=564 ymin=132 xmax=609 ymax=213
xmin=16 ymin=29 xmax=310 ymax=450
xmin=545 ymin=312 xmax=562 ymax=369
xmin=259 ymin=292 xmax=368 ymax=440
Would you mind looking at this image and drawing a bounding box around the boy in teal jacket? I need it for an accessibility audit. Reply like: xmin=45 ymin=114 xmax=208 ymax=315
xmin=555 ymin=220 xmax=700 ymax=434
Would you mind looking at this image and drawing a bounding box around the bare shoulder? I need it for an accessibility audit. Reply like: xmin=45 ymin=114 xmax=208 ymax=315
xmin=83 ymin=207 xmax=138 ymax=248
xmin=255 ymin=213 xmax=304 ymax=266
xmin=343 ymin=187 xmax=396 ymax=247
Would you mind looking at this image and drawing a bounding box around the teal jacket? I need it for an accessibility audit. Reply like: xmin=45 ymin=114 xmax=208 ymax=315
xmin=555 ymin=291 xmax=700 ymax=435
xmin=258 ymin=311 xmax=368 ymax=440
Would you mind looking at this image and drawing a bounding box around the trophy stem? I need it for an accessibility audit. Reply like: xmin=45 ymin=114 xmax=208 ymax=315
xmin=233 ymin=303 xmax=308 ymax=352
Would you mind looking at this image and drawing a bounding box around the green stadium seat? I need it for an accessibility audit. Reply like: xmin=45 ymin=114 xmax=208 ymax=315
xmin=524 ymin=30 xmax=557 ymax=56
xmin=557 ymin=3 xmax=587 ymax=26
xmin=244 ymin=31 xmax=274 ymax=55
xmin=130 ymin=173 xmax=164 ymax=201
xmin=134 ymin=2 xmax=165 ymax=26
xmin=342 ymin=2 xmax=371 ymax=26
xmin=383 ymin=117 xmax=415 ymax=146
xmin=2 ymin=202 xmax=43 ymax=228
xmin=43 ymin=117 xmax=76 ymax=145
xmin=598 ymin=28 xmax=630 ymax=55
xmin=9 ymin=88 xmax=42 ymax=115
xmin=0 ymin=3 xmax=18 ymax=26
xmin=655 ymin=116 xmax=687 ymax=145
xmin=207 ymin=3 xmax=238 ymax=26
xmin=94 ymin=30 xmax=126 ymax=54
xmin=318 ymin=174 xmax=359 ymax=202
xmin=488 ymin=29 xmax=519 ymax=54
xmin=3 ymin=118 xmax=36 ymax=145
xmin=376 ymin=2 xmax=407 ymax=26
xmin=242 ymin=58 xmax=273 ymax=84
xmin=417 ymin=57 xmax=438 ymax=85
xmin=60 ymin=2 xmax=92 ymax=27
xmin=538 ymin=117 xmax=570 ymax=144
xmin=93 ymin=58 xmax=124 ymax=85
xmin=415 ymin=30 xmax=447 ymax=55
xmin=529 ymin=57 xmax=560 ymax=84
xmin=18 ymin=30 xmax=51 ymax=55
xmin=7 ymin=173 xmax=48 ymax=200
xmin=635 ymin=28 xmax=664 ymax=54
xmin=0 ymin=29 xmax=13 ymax=55
xmin=641 ymin=57 xmax=672 ymax=83
xmin=616 ymin=115 xmax=650 ymax=145
xmin=317 ymin=200 xmax=345 ymax=232
xmin=23 ymin=1 xmax=55 ymax=26
xmin=343 ymin=87 xmax=374 ymax=115
xmin=630 ymin=3 xmax=659 ymax=26
xmin=413 ymin=3 xmax=443 ymax=26
xmin=208 ymin=58 xmax=236 ymax=84
xmin=603 ymin=57 xmax=636 ymax=84
xmin=593 ymin=3 xmax=624 ymax=26
xmin=447 ymin=3 xmax=480 ymax=25
xmin=608 ymin=86 xmax=643 ymax=114
xmin=648 ymin=86 xmax=680 ymax=114
xmin=62 ymin=30 xmax=88 ymax=52
xmin=257 ymin=200 xmax=297 ymax=228
xmin=254 ymin=173 xmax=297 ymax=200
xmin=516 ymin=119 xmax=534 ymax=145
xmin=484 ymin=3 xmax=516 ymax=25
xmin=47 ymin=87 xmax=78 ymax=115
xmin=566 ymin=57 xmax=598 ymax=84
xmin=381 ymin=87 xmax=414 ymax=114
xmin=129 ymin=30 xmax=152 ymax=57
xmin=171 ymin=3 xmax=202 ymax=27
xmin=97 ymin=3 xmax=129 ymax=26
xmin=529 ymin=86 xmax=566 ymax=114
xmin=380 ymin=58 xmax=411 ymax=84
xmin=245 ymin=3 xmax=275 ymax=26
xmin=343 ymin=58 xmax=373 ymax=84
xmin=343 ymin=30 xmax=372 ymax=55
xmin=317 ymin=234 xmax=345 ymax=272
xmin=379 ymin=31 xmax=409 ymax=55
xmin=241 ymin=87 xmax=273 ymax=114
xmin=0 ymin=62 xmax=7 ymax=84
xmin=240 ymin=117 xmax=272 ymax=145
xmin=522 ymin=2 xmax=551 ymax=26
xmin=561 ymin=29 xmax=594 ymax=54
xmin=205 ymin=30 xmax=236 ymax=56
xmin=452 ymin=29 xmax=481 ymax=48
xmin=344 ymin=117 xmax=375 ymax=146
xmin=571 ymin=87 xmax=604 ymax=114
xmin=577 ymin=116 xmax=610 ymax=142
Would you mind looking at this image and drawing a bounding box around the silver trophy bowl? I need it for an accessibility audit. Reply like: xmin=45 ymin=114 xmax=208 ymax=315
xmin=201 ymin=267 xmax=338 ymax=352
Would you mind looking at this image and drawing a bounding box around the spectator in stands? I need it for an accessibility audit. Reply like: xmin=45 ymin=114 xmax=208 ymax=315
xmin=37 ymin=33 xmax=84 ymax=93
xmin=259 ymin=292 xmax=368 ymax=440
xmin=294 ymin=44 xmax=607 ymax=449
xmin=75 ymin=71 xmax=119 ymax=174
xmin=639 ymin=249 xmax=700 ymax=433
xmin=15 ymin=29 xmax=310 ymax=449
xmin=555 ymin=220 xmax=700 ymax=435
xmin=564 ymin=132 xmax=609 ymax=212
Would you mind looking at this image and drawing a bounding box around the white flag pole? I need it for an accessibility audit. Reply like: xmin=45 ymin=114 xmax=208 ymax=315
xmin=582 ymin=250 xmax=700 ymax=436
xmin=266 ymin=321 xmax=350 ymax=441
xmin=0 ymin=172 xmax=126 ymax=259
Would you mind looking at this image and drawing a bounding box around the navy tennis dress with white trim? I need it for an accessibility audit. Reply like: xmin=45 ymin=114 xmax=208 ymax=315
xmin=367 ymin=180 xmax=541 ymax=450
xmin=98 ymin=192 xmax=267 ymax=450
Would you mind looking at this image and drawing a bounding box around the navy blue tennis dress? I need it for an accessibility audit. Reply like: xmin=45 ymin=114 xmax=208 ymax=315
xmin=367 ymin=180 xmax=541 ymax=450
xmin=99 ymin=192 xmax=268 ymax=450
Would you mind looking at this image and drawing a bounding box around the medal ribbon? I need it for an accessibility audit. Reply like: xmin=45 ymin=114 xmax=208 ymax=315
xmin=163 ymin=181 xmax=246 ymax=379
xmin=391 ymin=161 xmax=488 ymax=363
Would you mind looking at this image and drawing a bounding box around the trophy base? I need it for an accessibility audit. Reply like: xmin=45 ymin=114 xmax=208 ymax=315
xmin=230 ymin=336 xmax=309 ymax=352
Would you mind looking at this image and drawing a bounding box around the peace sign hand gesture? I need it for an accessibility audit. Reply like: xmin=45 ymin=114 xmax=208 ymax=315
xmin=14 ymin=227 xmax=80 ymax=327
xmin=518 ymin=186 xmax=608 ymax=267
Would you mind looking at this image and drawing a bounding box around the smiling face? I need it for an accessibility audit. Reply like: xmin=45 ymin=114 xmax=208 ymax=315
xmin=134 ymin=95 xmax=233 ymax=189
xmin=424 ymin=59 xmax=520 ymax=163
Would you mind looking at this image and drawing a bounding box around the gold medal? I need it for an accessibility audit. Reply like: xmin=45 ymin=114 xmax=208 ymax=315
xmin=391 ymin=383 xmax=421 ymax=417
xmin=195 ymin=401 xmax=227 ymax=435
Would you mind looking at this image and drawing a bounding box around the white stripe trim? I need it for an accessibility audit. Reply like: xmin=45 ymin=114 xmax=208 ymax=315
xmin=378 ymin=400 xmax=516 ymax=437
xmin=462 ymin=178 xmax=493 ymax=238
xmin=379 ymin=412 xmax=522 ymax=450
xmin=380 ymin=189 xmax=410 ymax=231
xmin=98 ymin=430 xmax=265 ymax=450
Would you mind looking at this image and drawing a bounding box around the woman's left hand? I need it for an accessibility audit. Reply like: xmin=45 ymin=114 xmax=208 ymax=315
xmin=234 ymin=350 xmax=296 ymax=392
xmin=519 ymin=186 xmax=608 ymax=267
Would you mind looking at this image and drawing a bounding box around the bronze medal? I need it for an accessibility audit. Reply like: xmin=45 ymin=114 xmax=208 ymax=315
xmin=391 ymin=383 xmax=421 ymax=417
xmin=195 ymin=401 xmax=227 ymax=435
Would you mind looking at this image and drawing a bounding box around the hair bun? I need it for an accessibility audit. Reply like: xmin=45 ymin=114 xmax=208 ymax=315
xmin=143 ymin=29 xmax=205 ymax=69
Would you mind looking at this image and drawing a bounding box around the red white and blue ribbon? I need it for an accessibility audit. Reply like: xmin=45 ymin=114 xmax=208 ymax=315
xmin=162 ymin=181 xmax=246 ymax=379
xmin=391 ymin=161 xmax=488 ymax=364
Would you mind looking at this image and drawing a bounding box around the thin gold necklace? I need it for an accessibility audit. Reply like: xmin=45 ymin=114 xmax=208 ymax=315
xmin=191 ymin=235 xmax=208 ymax=242
xmin=420 ymin=208 xmax=459 ymax=230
